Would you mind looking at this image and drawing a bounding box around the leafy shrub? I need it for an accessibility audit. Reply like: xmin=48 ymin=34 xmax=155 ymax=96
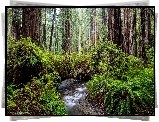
xmin=89 ymin=40 xmax=144 ymax=79
xmin=145 ymin=46 xmax=154 ymax=68
xmin=52 ymin=52 xmax=92 ymax=81
xmin=7 ymin=37 xmax=67 ymax=115
xmin=87 ymin=67 xmax=154 ymax=115
xmin=7 ymin=37 xmax=57 ymax=86
xmin=87 ymin=40 xmax=154 ymax=115
xmin=7 ymin=75 xmax=68 ymax=115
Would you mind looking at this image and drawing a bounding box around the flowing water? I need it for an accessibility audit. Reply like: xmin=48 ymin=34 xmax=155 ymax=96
xmin=57 ymin=79 xmax=107 ymax=115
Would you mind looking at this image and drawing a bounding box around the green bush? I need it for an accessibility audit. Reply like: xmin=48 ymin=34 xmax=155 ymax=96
xmin=52 ymin=52 xmax=92 ymax=81
xmin=87 ymin=67 xmax=154 ymax=115
xmin=7 ymin=75 xmax=68 ymax=115
xmin=7 ymin=37 xmax=67 ymax=115
xmin=145 ymin=46 xmax=154 ymax=68
xmin=87 ymin=40 xmax=154 ymax=115
xmin=7 ymin=37 xmax=58 ymax=86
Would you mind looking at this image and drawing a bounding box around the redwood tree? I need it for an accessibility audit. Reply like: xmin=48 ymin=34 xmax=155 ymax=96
xmin=22 ymin=8 xmax=41 ymax=46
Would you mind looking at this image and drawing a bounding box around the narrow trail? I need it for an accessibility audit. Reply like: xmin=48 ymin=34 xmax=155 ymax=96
xmin=57 ymin=79 xmax=107 ymax=115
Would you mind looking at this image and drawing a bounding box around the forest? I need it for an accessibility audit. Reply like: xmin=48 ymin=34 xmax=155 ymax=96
xmin=6 ymin=7 xmax=155 ymax=115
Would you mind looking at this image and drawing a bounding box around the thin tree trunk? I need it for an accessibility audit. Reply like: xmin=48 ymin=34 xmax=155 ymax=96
xmin=145 ymin=8 xmax=151 ymax=46
xmin=43 ymin=8 xmax=47 ymax=48
xmin=123 ymin=8 xmax=129 ymax=55
xmin=108 ymin=8 xmax=113 ymax=41
xmin=11 ymin=8 xmax=22 ymax=40
xmin=49 ymin=8 xmax=56 ymax=51
xmin=54 ymin=27 xmax=58 ymax=53
xmin=102 ymin=8 xmax=107 ymax=41
xmin=94 ymin=8 xmax=98 ymax=47
xmin=129 ymin=8 xmax=137 ymax=56
xmin=78 ymin=8 xmax=82 ymax=54
xmin=90 ymin=9 xmax=94 ymax=46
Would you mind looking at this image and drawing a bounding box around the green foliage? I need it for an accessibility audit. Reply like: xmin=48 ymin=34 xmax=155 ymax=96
xmin=52 ymin=52 xmax=92 ymax=81
xmin=87 ymin=67 xmax=154 ymax=115
xmin=87 ymin=41 xmax=154 ymax=115
xmin=7 ymin=37 xmax=57 ymax=86
xmin=7 ymin=37 xmax=67 ymax=115
xmin=7 ymin=37 xmax=154 ymax=116
xmin=7 ymin=76 xmax=68 ymax=115
xmin=145 ymin=46 xmax=154 ymax=68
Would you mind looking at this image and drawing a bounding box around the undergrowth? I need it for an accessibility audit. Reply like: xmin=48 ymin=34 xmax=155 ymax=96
xmin=7 ymin=37 xmax=154 ymax=115
xmin=87 ymin=40 xmax=154 ymax=115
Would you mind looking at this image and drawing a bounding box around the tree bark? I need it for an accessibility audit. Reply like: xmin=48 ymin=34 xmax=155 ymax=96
xmin=11 ymin=8 xmax=22 ymax=40
xmin=49 ymin=8 xmax=56 ymax=51
xmin=108 ymin=8 xmax=114 ymax=42
xmin=102 ymin=8 xmax=107 ymax=41
xmin=62 ymin=8 xmax=73 ymax=54
xmin=43 ymin=8 xmax=47 ymax=49
xmin=129 ymin=8 xmax=137 ymax=56
xmin=123 ymin=8 xmax=129 ymax=55
xmin=22 ymin=8 xmax=41 ymax=46
xmin=114 ymin=8 xmax=122 ymax=47
xmin=145 ymin=8 xmax=151 ymax=46
xmin=139 ymin=8 xmax=147 ymax=61
xmin=94 ymin=8 xmax=98 ymax=47
xmin=78 ymin=8 xmax=82 ymax=54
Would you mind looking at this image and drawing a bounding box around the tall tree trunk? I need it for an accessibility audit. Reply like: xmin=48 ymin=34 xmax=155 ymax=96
xmin=78 ymin=8 xmax=82 ymax=54
xmin=102 ymin=8 xmax=107 ymax=41
xmin=11 ymin=8 xmax=22 ymax=40
xmin=49 ymin=8 xmax=56 ymax=51
xmin=54 ymin=25 xmax=58 ymax=53
xmin=94 ymin=8 xmax=98 ymax=47
xmin=145 ymin=8 xmax=151 ymax=46
xmin=108 ymin=8 xmax=113 ymax=41
xmin=22 ymin=8 xmax=41 ymax=46
xmin=90 ymin=9 xmax=94 ymax=46
xmin=43 ymin=8 xmax=47 ymax=49
xmin=62 ymin=8 xmax=72 ymax=54
xmin=114 ymin=8 xmax=122 ymax=47
xmin=139 ymin=8 xmax=147 ymax=62
xmin=108 ymin=8 xmax=122 ymax=48
xmin=129 ymin=8 xmax=137 ymax=56
xmin=102 ymin=8 xmax=107 ymax=25
xmin=123 ymin=8 xmax=129 ymax=55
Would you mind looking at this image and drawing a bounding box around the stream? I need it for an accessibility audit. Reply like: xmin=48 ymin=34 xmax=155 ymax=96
xmin=57 ymin=79 xmax=107 ymax=115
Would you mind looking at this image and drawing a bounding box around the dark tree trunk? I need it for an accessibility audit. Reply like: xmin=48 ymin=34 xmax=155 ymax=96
xmin=114 ymin=8 xmax=122 ymax=47
xmin=78 ymin=8 xmax=82 ymax=54
xmin=123 ymin=8 xmax=130 ymax=55
xmin=90 ymin=9 xmax=94 ymax=46
xmin=43 ymin=8 xmax=47 ymax=49
xmin=22 ymin=8 xmax=41 ymax=46
xmin=62 ymin=8 xmax=72 ymax=54
xmin=145 ymin=8 xmax=151 ymax=46
xmin=94 ymin=8 xmax=98 ymax=46
xmin=102 ymin=8 xmax=107 ymax=41
xmin=108 ymin=8 xmax=114 ymax=42
xmin=49 ymin=8 xmax=56 ymax=51
xmin=129 ymin=8 xmax=137 ymax=56
xmin=11 ymin=8 xmax=22 ymax=40
xmin=54 ymin=25 xmax=58 ymax=53
xmin=139 ymin=8 xmax=147 ymax=62
xmin=102 ymin=8 xmax=107 ymax=25
xmin=108 ymin=8 xmax=122 ymax=48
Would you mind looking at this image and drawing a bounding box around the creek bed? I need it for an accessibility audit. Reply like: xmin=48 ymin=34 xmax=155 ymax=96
xmin=57 ymin=79 xmax=107 ymax=115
